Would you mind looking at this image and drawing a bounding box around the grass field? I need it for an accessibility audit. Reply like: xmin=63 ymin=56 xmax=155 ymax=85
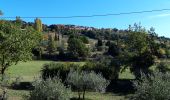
xmin=3 ymin=60 xmax=129 ymax=100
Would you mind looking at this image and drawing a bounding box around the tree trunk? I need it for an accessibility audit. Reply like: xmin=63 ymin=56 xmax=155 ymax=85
xmin=82 ymin=87 xmax=86 ymax=100
xmin=1 ymin=67 xmax=6 ymax=81
xmin=78 ymin=90 xmax=81 ymax=100
xmin=111 ymin=66 xmax=120 ymax=80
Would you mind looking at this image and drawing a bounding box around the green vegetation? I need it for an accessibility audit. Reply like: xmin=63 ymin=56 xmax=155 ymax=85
xmin=29 ymin=77 xmax=71 ymax=100
xmin=5 ymin=61 xmax=127 ymax=99
xmin=131 ymin=71 xmax=170 ymax=100
xmin=66 ymin=70 xmax=110 ymax=100
xmin=47 ymin=35 xmax=57 ymax=55
xmin=67 ymin=35 xmax=90 ymax=59
xmin=0 ymin=20 xmax=41 ymax=80
xmin=34 ymin=18 xmax=43 ymax=32
xmin=7 ymin=61 xmax=51 ymax=82
xmin=0 ymin=18 xmax=170 ymax=99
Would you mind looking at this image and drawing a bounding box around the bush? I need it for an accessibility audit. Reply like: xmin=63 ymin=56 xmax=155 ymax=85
xmin=156 ymin=62 xmax=170 ymax=73
xmin=0 ymin=75 xmax=10 ymax=87
xmin=82 ymin=62 xmax=112 ymax=80
xmin=41 ymin=62 xmax=112 ymax=81
xmin=66 ymin=70 xmax=110 ymax=100
xmin=29 ymin=77 xmax=71 ymax=100
xmin=41 ymin=63 xmax=80 ymax=81
xmin=131 ymin=71 xmax=170 ymax=100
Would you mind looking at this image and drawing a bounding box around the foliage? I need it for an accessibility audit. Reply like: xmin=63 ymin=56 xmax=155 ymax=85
xmin=79 ymin=36 xmax=89 ymax=44
xmin=82 ymin=61 xmax=112 ymax=80
xmin=0 ymin=75 xmax=10 ymax=86
xmin=58 ymin=47 xmax=65 ymax=58
xmin=125 ymin=31 xmax=158 ymax=78
xmin=131 ymin=71 xmax=170 ymax=100
xmin=29 ymin=77 xmax=71 ymax=100
xmin=41 ymin=61 xmax=113 ymax=81
xmin=156 ymin=62 xmax=170 ymax=73
xmin=67 ymin=36 xmax=89 ymax=59
xmin=15 ymin=16 xmax=22 ymax=26
xmin=32 ymin=47 xmax=43 ymax=59
xmin=97 ymin=39 xmax=103 ymax=47
xmin=108 ymin=42 xmax=120 ymax=57
xmin=66 ymin=70 xmax=110 ymax=100
xmin=47 ymin=35 xmax=56 ymax=55
xmin=105 ymin=40 xmax=111 ymax=46
xmin=41 ymin=63 xmax=80 ymax=81
xmin=34 ymin=18 xmax=42 ymax=32
xmin=0 ymin=20 xmax=41 ymax=79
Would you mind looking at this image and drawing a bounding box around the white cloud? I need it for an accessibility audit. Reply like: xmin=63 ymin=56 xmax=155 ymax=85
xmin=149 ymin=13 xmax=170 ymax=19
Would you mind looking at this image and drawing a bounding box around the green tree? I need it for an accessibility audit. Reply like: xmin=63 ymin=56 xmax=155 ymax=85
xmin=67 ymin=36 xmax=89 ymax=59
xmin=66 ymin=70 xmax=110 ymax=100
xmin=131 ymin=71 xmax=170 ymax=100
xmin=30 ymin=77 xmax=71 ymax=100
xmin=47 ymin=35 xmax=56 ymax=55
xmin=0 ymin=20 xmax=41 ymax=80
xmin=79 ymin=36 xmax=89 ymax=44
xmin=97 ymin=38 xmax=103 ymax=47
xmin=34 ymin=18 xmax=43 ymax=32
xmin=126 ymin=31 xmax=157 ymax=78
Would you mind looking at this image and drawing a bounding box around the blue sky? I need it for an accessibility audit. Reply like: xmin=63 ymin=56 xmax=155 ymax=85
xmin=1 ymin=0 xmax=170 ymax=37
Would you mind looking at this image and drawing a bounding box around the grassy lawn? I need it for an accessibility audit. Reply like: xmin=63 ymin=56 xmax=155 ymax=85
xmin=3 ymin=60 xmax=130 ymax=100
xmin=7 ymin=60 xmax=52 ymax=82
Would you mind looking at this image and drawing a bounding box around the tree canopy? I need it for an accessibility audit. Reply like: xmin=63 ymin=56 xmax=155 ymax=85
xmin=0 ymin=20 xmax=41 ymax=79
xmin=67 ymin=35 xmax=89 ymax=59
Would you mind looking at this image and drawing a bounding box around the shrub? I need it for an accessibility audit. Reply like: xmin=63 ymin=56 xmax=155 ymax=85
xmin=41 ymin=61 xmax=112 ymax=81
xmin=66 ymin=70 xmax=110 ymax=100
xmin=82 ymin=62 xmax=112 ymax=80
xmin=41 ymin=63 xmax=80 ymax=81
xmin=131 ymin=71 xmax=170 ymax=100
xmin=156 ymin=62 xmax=170 ymax=73
xmin=0 ymin=75 xmax=10 ymax=87
xmin=29 ymin=77 xmax=71 ymax=100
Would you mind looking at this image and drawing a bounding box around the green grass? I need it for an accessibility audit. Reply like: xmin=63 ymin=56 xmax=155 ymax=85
xmin=72 ymin=92 xmax=125 ymax=100
xmin=7 ymin=61 xmax=85 ymax=82
xmin=7 ymin=60 xmax=51 ymax=82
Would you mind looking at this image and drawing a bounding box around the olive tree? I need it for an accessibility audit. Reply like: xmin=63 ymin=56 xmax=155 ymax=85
xmin=131 ymin=71 xmax=170 ymax=100
xmin=29 ymin=77 xmax=71 ymax=100
xmin=66 ymin=70 xmax=110 ymax=100
xmin=0 ymin=20 xmax=41 ymax=80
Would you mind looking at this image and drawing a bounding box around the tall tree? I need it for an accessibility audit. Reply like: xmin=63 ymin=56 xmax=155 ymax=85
xmin=34 ymin=18 xmax=43 ymax=32
xmin=0 ymin=20 xmax=41 ymax=80
xmin=125 ymin=31 xmax=157 ymax=78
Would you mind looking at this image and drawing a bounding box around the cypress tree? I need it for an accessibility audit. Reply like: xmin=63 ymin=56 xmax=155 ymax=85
xmin=34 ymin=18 xmax=43 ymax=32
